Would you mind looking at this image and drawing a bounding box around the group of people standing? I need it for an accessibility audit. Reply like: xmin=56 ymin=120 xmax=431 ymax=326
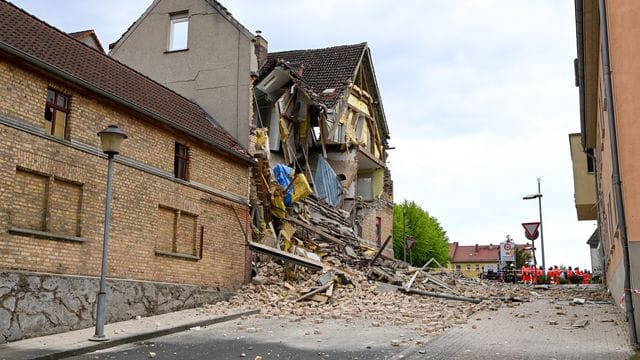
xmin=520 ymin=265 xmax=592 ymax=284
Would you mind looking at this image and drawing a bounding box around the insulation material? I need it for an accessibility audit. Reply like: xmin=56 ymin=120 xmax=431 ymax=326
xmin=347 ymin=94 xmax=370 ymax=115
xmin=345 ymin=116 xmax=359 ymax=148
xmin=279 ymin=221 xmax=296 ymax=244
xmin=339 ymin=109 xmax=352 ymax=125
xmin=313 ymin=155 xmax=343 ymax=208
xmin=254 ymin=127 xmax=269 ymax=150
xmin=270 ymin=192 xmax=287 ymax=219
xmin=299 ymin=119 xmax=309 ymax=143
xmin=358 ymin=117 xmax=371 ymax=148
xmin=279 ymin=117 xmax=295 ymax=164
xmin=292 ymin=173 xmax=313 ymax=203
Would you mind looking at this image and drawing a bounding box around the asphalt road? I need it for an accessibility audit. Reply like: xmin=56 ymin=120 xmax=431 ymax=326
xmin=68 ymin=292 xmax=634 ymax=360
xmin=68 ymin=317 xmax=421 ymax=360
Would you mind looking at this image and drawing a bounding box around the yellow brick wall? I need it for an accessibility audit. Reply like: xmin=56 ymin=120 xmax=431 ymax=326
xmin=449 ymin=262 xmax=498 ymax=278
xmin=0 ymin=59 xmax=251 ymax=289
xmin=360 ymin=202 xmax=394 ymax=258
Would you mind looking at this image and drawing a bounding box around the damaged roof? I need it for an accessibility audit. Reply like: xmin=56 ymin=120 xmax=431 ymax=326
xmin=0 ymin=0 xmax=252 ymax=163
xmin=263 ymin=43 xmax=368 ymax=108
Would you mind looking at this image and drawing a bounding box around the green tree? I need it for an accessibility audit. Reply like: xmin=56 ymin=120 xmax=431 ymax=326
xmin=392 ymin=201 xmax=449 ymax=267
xmin=515 ymin=247 xmax=532 ymax=269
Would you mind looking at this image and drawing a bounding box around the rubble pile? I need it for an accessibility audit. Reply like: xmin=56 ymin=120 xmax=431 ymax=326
xmin=233 ymin=187 xmax=611 ymax=337
xmin=204 ymin=258 xmax=538 ymax=336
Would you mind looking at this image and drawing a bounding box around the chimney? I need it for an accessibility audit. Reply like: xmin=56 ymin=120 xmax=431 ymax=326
xmin=253 ymin=30 xmax=268 ymax=69
xmin=475 ymin=244 xmax=479 ymax=252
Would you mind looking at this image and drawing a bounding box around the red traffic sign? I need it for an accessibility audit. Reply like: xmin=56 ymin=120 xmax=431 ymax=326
xmin=522 ymin=222 xmax=540 ymax=239
xmin=525 ymin=229 xmax=539 ymax=240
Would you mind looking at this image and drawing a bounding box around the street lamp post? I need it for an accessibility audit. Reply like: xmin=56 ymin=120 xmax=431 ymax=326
xmin=90 ymin=124 xmax=127 ymax=342
xmin=523 ymin=178 xmax=545 ymax=272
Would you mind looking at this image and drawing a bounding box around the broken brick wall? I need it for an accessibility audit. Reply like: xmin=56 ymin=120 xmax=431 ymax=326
xmin=359 ymin=200 xmax=394 ymax=258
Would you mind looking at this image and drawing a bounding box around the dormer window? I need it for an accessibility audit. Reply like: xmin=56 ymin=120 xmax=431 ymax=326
xmin=168 ymin=13 xmax=189 ymax=51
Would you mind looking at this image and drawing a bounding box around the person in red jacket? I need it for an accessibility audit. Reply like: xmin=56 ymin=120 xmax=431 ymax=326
xmin=521 ymin=265 xmax=530 ymax=284
xmin=566 ymin=266 xmax=575 ymax=280
xmin=537 ymin=266 xmax=545 ymax=284
xmin=530 ymin=265 xmax=538 ymax=285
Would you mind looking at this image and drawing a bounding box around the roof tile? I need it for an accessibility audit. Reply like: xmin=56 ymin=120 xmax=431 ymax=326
xmin=264 ymin=43 xmax=367 ymax=108
xmin=0 ymin=0 xmax=251 ymax=162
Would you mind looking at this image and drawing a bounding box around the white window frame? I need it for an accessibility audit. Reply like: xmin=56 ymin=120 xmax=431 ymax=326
xmin=168 ymin=13 xmax=189 ymax=51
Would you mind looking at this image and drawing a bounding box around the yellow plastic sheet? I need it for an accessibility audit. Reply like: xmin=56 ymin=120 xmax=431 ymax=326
xmin=271 ymin=193 xmax=287 ymax=219
xmin=292 ymin=174 xmax=313 ymax=203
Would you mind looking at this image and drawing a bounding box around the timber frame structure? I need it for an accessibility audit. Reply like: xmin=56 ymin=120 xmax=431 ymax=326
xmin=250 ymin=42 xmax=394 ymax=258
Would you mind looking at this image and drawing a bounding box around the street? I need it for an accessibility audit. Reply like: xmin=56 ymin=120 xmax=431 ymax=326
xmin=69 ymin=287 xmax=633 ymax=360
xmin=68 ymin=317 xmax=419 ymax=360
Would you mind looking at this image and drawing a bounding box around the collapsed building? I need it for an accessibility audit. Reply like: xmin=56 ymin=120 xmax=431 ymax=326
xmin=249 ymin=42 xmax=395 ymax=265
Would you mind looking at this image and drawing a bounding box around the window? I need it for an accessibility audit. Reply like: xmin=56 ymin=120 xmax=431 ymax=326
xmin=455 ymin=265 xmax=461 ymax=273
xmin=174 ymin=142 xmax=189 ymax=180
xmin=466 ymin=264 xmax=471 ymax=271
xmin=357 ymin=174 xmax=373 ymax=201
xmin=586 ymin=148 xmax=595 ymax=173
xmin=168 ymin=13 xmax=189 ymax=51
xmin=156 ymin=205 xmax=199 ymax=259
xmin=475 ymin=264 xmax=480 ymax=272
xmin=44 ymin=89 xmax=68 ymax=138
xmin=10 ymin=168 xmax=83 ymax=240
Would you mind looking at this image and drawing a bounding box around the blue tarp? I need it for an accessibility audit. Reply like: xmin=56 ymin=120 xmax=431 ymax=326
xmin=313 ymin=155 xmax=342 ymax=208
xmin=273 ymin=164 xmax=294 ymax=206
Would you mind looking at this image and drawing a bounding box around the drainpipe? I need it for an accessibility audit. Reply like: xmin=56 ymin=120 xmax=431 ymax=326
xmin=598 ymin=0 xmax=638 ymax=347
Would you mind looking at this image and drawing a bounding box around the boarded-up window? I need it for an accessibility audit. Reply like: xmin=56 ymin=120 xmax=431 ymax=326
xmin=157 ymin=206 xmax=176 ymax=253
xmin=49 ymin=178 xmax=83 ymax=237
xmin=176 ymin=212 xmax=196 ymax=255
xmin=156 ymin=205 xmax=197 ymax=257
xmin=12 ymin=169 xmax=48 ymax=231
xmin=12 ymin=168 xmax=83 ymax=237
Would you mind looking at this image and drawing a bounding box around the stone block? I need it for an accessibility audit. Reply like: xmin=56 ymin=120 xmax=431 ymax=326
xmin=2 ymin=296 xmax=16 ymax=312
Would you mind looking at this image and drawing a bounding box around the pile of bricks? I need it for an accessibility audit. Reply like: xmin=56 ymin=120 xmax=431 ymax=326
xmin=204 ymin=260 xmax=538 ymax=336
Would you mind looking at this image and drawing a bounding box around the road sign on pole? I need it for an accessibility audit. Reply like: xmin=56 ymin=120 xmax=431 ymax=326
xmin=522 ymin=222 xmax=540 ymax=240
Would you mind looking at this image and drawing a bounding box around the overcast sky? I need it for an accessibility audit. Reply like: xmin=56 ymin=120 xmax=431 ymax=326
xmin=9 ymin=0 xmax=597 ymax=270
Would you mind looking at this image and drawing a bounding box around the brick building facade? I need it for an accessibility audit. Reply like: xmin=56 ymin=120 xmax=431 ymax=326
xmin=0 ymin=1 xmax=254 ymax=341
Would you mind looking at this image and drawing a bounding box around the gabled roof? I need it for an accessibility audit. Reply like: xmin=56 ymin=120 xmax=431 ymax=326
xmin=449 ymin=243 xmax=500 ymax=263
xmin=109 ymin=0 xmax=254 ymax=51
xmin=68 ymin=29 xmax=105 ymax=53
xmin=262 ymin=43 xmax=368 ymax=108
xmin=0 ymin=0 xmax=251 ymax=163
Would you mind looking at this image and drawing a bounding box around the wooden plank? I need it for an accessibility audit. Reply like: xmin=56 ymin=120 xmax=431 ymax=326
xmin=369 ymin=235 xmax=392 ymax=267
xmin=295 ymin=280 xmax=334 ymax=302
xmin=286 ymin=216 xmax=347 ymax=247
xmin=402 ymin=288 xmax=482 ymax=304
xmin=248 ymin=241 xmax=323 ymax=271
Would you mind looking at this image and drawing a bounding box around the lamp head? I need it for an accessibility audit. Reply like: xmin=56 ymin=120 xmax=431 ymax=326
xmin=522 ymin=193 xmax=542 ymax=200
xmin=98 ymin=124 xmax=127 ymax=155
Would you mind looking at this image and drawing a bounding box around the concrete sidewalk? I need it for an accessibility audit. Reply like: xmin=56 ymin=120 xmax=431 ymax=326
xmin=0 ymin=308 xmax=259 ymax=360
